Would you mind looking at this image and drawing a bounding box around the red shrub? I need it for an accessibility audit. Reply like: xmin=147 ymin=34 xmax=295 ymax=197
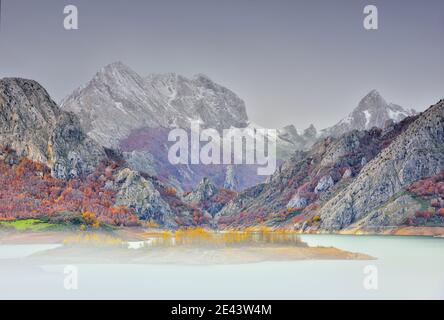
xmin=0 ymin=155 xmax=138 ymax=226
xmin=415 ymin=211 xmax=432 ymax=219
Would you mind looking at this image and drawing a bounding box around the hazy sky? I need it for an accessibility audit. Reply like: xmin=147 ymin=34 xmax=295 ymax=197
xmin=0 ymin=0 xmax=443 ymax=130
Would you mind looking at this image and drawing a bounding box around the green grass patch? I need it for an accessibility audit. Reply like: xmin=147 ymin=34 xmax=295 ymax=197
xmin=0 ymin=219 xmax=57 ymax=231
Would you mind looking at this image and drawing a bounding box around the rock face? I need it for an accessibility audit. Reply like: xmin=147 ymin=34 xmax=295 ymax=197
xmin=185 ymin=177 xmax=218 ymax=203
xmin=224 ymin=165 xmax=238 ymax=190
xmin=275 ymin=124 xmax=318 ymax=157
xmin=303 ymin=124 xmax=318 ymax=140
xmin=314 ymin=175 xmax=334 ymax=194
xmin=217 ymin=100 xmax=443 ymax=231
xmin=145 ymin=72 xmax=249 ymax=132
xmin=111 ymin=168 xmax=177 ymax=228
xmin=321 ymin=90 xmax=416 ymax=138
xmin=61 ymin=62 xmax=249 ymax=149
xmin=0 ymin=78 xmax=105 ymax=179
xmin=287 ymin=195 xmax=309 ymax=209
xmin=184 ymin=177 xmax=236 ymax=217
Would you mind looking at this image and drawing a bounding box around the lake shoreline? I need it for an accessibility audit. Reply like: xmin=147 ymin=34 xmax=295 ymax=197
xmin=2 ymin=225 xmax=444 ymax=245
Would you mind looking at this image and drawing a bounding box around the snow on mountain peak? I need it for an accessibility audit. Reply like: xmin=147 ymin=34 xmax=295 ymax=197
xmin=61 ymin=62 xmax=250 ymax=147
xmin=321 ymin=90 xmax=416 ymax=138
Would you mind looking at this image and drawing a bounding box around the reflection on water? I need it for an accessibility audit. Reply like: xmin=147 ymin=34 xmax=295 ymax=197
xmin=7 ymin=229 xmax=370 ymax=268
xmin=62 ymin=228 xmax=306 ymax=249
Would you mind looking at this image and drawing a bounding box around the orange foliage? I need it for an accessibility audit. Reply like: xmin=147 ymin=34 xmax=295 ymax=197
xmin=164 ymin=187 xmax=177 ymax=195
xmin=0 ymin=152 xmax=138 ymax=227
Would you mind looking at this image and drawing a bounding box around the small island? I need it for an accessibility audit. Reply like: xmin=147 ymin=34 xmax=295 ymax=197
xmin=0 ymin=226 xmax=374 ymax=265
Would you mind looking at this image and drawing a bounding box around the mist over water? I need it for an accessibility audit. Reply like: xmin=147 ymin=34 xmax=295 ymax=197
xmin=1 ymin=234 xmax=444 ymax=299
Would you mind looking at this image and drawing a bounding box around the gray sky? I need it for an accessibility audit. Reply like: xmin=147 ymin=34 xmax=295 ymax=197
xmin=0 ymin=0 xmax=443 ymax=130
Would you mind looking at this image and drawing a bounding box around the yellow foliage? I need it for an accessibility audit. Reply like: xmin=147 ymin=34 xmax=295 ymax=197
xmin=63 ymin=233 xmax=123 ymax=246
xmin=82 ymin=211 xmax=99 ymax=228
xmin=144 ymin=220 xmax=160 ymax=228
xmin=139 ymin=227 xmax=302 ymax=247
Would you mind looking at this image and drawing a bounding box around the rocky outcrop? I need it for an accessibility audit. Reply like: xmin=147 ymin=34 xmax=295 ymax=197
xmin=185 ymin=177 xmax=218 ymax=203
xmin=223 ymin=165 xmax=238 ymax=190
xmin=347 ymin=194 xmax=422 ymax=232
xmin=0 ymin=78 xmax=105 ymax=179
xmin=342 ymin=168 xmax=353 ymax=179
xmin=287 ymin=194 xmax=309 ymax=209
xmin=303 ymin=124 xmax=318 ymax=140
xmin=314 ymin=175 xmax=334 ymax=194
xmin=111 ymin=168 xmax=177 ymax=228
xmin=276 ymin=124 xmax=318 ymax=154
xmin=184 ymin=177 xmax=237 ymax=217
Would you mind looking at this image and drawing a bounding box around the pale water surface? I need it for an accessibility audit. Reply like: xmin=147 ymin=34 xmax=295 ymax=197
xmin=0 ymin=235 xmax=443 ymax=299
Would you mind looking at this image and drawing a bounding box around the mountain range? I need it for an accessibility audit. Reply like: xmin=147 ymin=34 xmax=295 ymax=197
xmin=1 ymin=63 xmax=441 ymax=233
xmin=217 ymin=100 xmax=444 ymax=232
xmin=60 ymin=62 xmax=319 ymax=190
xmin=60 ymin=62 xmax=416 ymax=191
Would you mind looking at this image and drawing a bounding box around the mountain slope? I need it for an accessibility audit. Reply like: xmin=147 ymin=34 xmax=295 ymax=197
xmin=0 ymin=78 xmax=106 ymax=179
xmin=60 ymin=62 xmax=168 ymax=148
xmin=216 ymin=100 xmax=443 ymax=231
xmin=0 ymin=77 xmax=213 ymax=228
xmin=319 ymin=99 xmax=444 ymax=230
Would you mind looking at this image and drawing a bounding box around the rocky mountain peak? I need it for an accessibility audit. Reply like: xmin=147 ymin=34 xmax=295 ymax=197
xmin=100 ymin=61 xmax=129 ymax=72
xmin=281 ymin=125 xmax=300 ymax=137
xmin=192 ymin=73 xmax=212 ymax=82
xmin=1 ymin=78 xmax=61 ymax=119
xmin=62 ymin=62 xmax=250 ymax=146
xmin=94 ymin=61 xmax=147 ymax=91
xmin=357 ymin=89 xmax=386 ymax=111
xmin=321 ymin=90 xmax=416 ymax=138
xmin=303 ymin=124 xmax=317 ymax=138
